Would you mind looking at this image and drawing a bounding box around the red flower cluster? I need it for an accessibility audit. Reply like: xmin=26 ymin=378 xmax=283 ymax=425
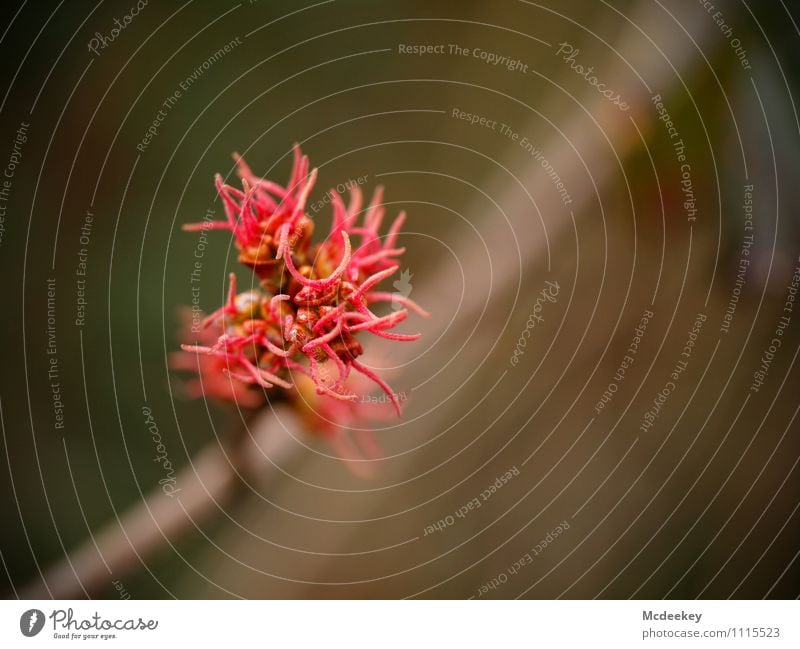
xmin=178 ymin=145 xmax=427 ymax=416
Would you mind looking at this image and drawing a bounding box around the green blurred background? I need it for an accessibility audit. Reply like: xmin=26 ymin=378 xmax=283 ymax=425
xmin=1 ymin=0 xmax=799 ymax=599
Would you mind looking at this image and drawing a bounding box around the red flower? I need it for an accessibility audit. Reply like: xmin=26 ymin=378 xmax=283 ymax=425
xmin=178 ymin=146 xmax=428 ymax=417
xmin=170 ymin=308 xmax=266 ymax=408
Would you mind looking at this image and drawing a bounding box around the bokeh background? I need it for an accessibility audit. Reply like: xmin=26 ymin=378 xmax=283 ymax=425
xmin=1 ymin=0 xmax=799 ymax=599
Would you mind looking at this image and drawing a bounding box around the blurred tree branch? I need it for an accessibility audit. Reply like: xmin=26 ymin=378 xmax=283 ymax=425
xmin=20 ymin=406 xmax=302 ymax=599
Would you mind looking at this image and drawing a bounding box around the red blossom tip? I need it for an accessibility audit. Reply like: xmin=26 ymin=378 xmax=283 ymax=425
xmin=177 ymin=146 xmax=426 ymax=434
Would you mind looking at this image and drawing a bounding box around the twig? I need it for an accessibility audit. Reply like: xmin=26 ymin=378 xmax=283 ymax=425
xmin=20 ymin=406 xmax=302 ymax=599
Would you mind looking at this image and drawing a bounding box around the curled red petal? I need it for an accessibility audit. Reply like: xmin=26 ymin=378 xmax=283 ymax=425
xmin=354 ymin=265 xmax=399 ymax=299
xmin=366 ymin=292 xmax=430 ymax=317
xmin=284 ymin=230 xmax=351 ymax=290
xmin=351 ymin=358 xmax=401 ymax=416
xmin=347 ymin=309 xmax=408 ymax=332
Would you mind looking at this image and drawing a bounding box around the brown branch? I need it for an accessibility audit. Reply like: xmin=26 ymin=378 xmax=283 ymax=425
xmin=20 ymin=406 xmax=302 ymax=599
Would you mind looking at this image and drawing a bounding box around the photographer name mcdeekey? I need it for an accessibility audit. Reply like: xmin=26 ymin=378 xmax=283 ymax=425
xmin=49 ymin=608 xmax=158 ymax=631
xmin=643 ymin=610 xmax=702 ymax=624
